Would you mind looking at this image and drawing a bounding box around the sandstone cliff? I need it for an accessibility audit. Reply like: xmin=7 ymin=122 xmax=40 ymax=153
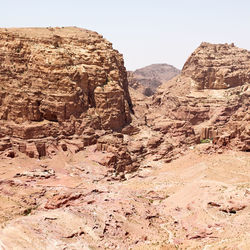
xmin=0 ymin=27 xmax=132 ymax=157
xmin=109 ymin=42 xmax=250 ymax=171
xmin=0 ymin=36 xmax=249 ymax=250
xmin=149 ymin=42 xmax=250 ymax=151
xmin=182 ymin=42 xmax=250 ymax=89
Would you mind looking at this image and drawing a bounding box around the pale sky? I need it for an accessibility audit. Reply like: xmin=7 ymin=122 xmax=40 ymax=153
xmin=1 ymin=0 xmax=249 ymax=70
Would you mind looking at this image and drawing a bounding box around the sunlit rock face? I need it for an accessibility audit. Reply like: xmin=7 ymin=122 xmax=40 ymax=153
xmin=182 ymin=42 xmax=250 ymax=89
xmin=149 ymin=42 xmax=250 ymax=151
xmin=0 ymin=27 xmax=133 ymax=156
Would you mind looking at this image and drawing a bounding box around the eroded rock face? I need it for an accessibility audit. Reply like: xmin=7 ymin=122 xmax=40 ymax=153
xmin=148 ymin=43 xmax=250 ymax=151
xmin=0 ymin=27 xmax=132 ymax=156
xmin=0 ymin=39 xmax=249 ymax=250
xmin=182 ymin=42 xmax=250 ymax=89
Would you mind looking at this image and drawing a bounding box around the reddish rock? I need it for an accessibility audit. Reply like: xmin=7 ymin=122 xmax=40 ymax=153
xmin=121 ymin=124 xmax=140 ymax=135
xmin=146 ymin=43 xmax=250 ymax=152
xmin=95 ymin=152 xmax=117 ymax=168
xmin=96 ymin=134 xmax=139 ymax=173
xmin=0 ymin=27 xmax=133 ymax=156
xmin=25 ymin=142 xmax=40 ymax=158
xmin=147 ymin=135 xmax=163 ymax=149
xmin=0 ymin=137 xmax=12 ymax=151
xmin=127 ymin=141 xmax=144 ymax=154
xmin=45 ymin=193 xmax=82 ymax=209
xmin=182 ymin=42 xmax=250 ymax=89
xmin=200 ymin=127 xmax=218 ymax=140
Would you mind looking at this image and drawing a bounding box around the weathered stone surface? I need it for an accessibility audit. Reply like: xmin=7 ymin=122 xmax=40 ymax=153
xmin=147 ymin=43 xmax=250 ymax=152
xmin=96 ymin=133 xmax=137 ymax=173
xmin=0 ymin=145 xmax=249 ymax=250
xmin=0 ymin=27 xmax=132 ymax=156
xmin=182 ymin=42 xmax=250 ymax=89
xmin=200 ymin=127 xmax=218 ymax=140
xmin=0 ymin=38 xmax=250 ymax=250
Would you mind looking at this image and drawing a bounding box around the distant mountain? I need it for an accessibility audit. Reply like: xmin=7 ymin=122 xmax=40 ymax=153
xmin=128 ymin=64 xmax=180 ymax=96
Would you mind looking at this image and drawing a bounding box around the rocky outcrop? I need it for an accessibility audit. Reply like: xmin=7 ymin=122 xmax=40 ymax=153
xmin=1 ymin=140 xmax=249 ymax=250
xmin=182 ymin=42 xmax=250 ymax=89
xmin=0 ymin=33 xmax=249 ymax=168
xmin=149 ymin=43 xmax=250 ymax=151
xmin=0 ymin=40 xmax=249 ymax=250
xmin=0 ymin=27 xmax=132 ymax=157
xmin=128 ymin=64 xmax=180 ymax=96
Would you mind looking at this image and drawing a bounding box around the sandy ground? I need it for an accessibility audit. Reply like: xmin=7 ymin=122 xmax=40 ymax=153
xmin=0 ymin=145 xmax=249 ymax=249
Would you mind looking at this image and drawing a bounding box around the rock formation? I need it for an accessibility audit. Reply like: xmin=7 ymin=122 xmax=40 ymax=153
xmin=128 ymin=63 xmax=180 ymax=96
xmin=0 ymin=34 xmax=249 ymax=168
xmin=149 ymin=42 xmax=250 ymax=151
xmin=0 ymin=30 xmax=249 ymax=249
xmin=0 ymin=27 xmax=133 ymax=158
xmin=182 ymin=42 xmax=250 ymax=89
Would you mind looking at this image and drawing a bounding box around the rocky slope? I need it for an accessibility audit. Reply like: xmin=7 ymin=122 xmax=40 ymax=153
xmin=128 ymin=64 xmax=180 ymax=96
xmin=0 ymin=30 xmax=249 ymax=249
xmin=145 ymin=42 xmax=250 ymax=153
xmin=182 ymin=42 xmax=250 ymax=89
xmin=0 ymin=148 xmax=249 ymax=249
xmin=0 ymin=27 xmax=132 ymax=159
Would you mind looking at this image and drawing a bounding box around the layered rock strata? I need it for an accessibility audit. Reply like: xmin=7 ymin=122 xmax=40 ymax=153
xmin=148 ymin=43 xmax=250 ymax=151
xmin=182 ymin=42 xmax=250 ymax=89
xmin=0 ymin=27 xmax=132 ymax=158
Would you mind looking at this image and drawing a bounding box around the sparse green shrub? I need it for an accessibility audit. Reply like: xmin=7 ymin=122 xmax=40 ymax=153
xmin=200 ymin=138 xmax=212 ymax=143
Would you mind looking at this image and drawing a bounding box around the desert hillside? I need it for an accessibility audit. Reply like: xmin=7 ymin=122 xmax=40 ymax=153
xmin=128 ymin=63 xmax=180 ymax=96
xmin=0 ymin=28 xmax=249 ymax=249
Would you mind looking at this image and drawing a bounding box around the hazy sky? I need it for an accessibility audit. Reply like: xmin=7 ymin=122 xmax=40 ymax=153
xmin=1 ymin=0 xmax=249 ymax=70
